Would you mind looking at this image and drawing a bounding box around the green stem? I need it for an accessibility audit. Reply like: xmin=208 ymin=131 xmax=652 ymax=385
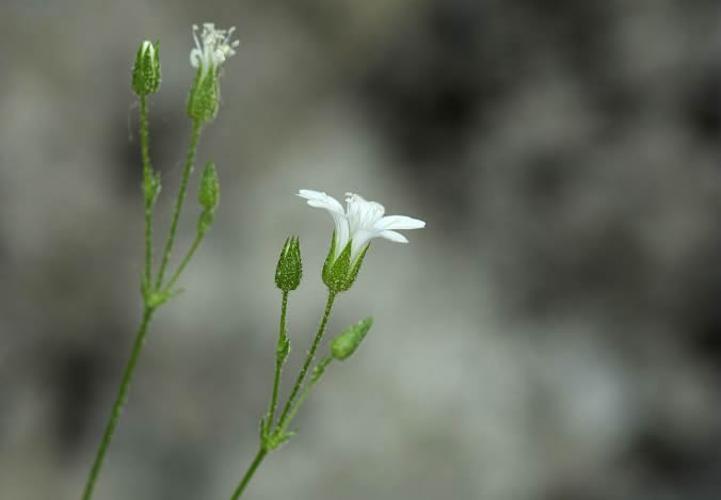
xmin=81 ymin=307 xmax=155 ymax=500
xmin=276 ymin=291 xmax=336 ymax=430
xmin=230 ymin=448 xmax=268 ymax=500
xmin=155 ymin=120 xmax=203 ymax=289
xmin=139 ymin=95 xmax=154 ymax=286
xmin=162 ymin=229 xmax=205 ymax=293
xmin=266 ymin=291 xmax=289 ymax=428
xmin=281 ymin=356 xmax=332 ymax=433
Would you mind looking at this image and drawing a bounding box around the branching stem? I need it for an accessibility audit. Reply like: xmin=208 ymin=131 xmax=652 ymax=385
xmin=156 ymin=120 xmax=203 ymax=289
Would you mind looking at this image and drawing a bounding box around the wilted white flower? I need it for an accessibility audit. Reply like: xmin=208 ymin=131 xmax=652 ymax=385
xmin=298 ymin=189 xmax=425 ymax=261
xmin=189 ymin=23 xmax=239 ymax=76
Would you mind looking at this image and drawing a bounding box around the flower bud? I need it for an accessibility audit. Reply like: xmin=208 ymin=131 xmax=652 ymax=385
xmin=330 ymin=317 xmax=373 ymax=361
xmin=132 ymin=40 xmax=161 ymax=96
xmin=275 ymin=236 xmax=302 ymax=292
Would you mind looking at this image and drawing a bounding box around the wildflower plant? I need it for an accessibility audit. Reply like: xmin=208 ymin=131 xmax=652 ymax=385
xmin=81 ymin=23 xmax=238 ymax=500
xmin=80 ymin=24 xmax=425 ymax=500
xmin=231 ymin=191 xmax=424 ymax=498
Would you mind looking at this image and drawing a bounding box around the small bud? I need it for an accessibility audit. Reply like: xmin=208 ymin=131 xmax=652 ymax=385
xmin=275 ymin=236 xmax=302 ymax=292
xmin=331 ymin=317 xmax=373 ymax=361
xmin=132 ymin=40 xmax=161 ymax=96
xmin=198 ymin=161 xmax=220 ymax=212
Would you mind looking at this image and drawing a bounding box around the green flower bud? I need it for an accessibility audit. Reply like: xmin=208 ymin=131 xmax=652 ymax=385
xmin=275 ymin=236 xmax=302 ymax=292
xmin=331 ymin=317 xmax=373 ymax=361
xmin=132 ymin=40 xmax=161 ymax=96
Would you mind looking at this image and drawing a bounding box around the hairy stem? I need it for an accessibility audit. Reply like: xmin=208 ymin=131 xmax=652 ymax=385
xmin=81 ymin=307 xmax=155 ymax=500
xmin=155 ymin=120 xmax=203 ymax=288
xmin=162 ymin=229 xmax=205 ymax=293
xmin=277 ymin=291 xmax=335 ymax=430
xmin=230 ymin=448 xmax=268 ymax=500
xmin=281 ymin=356 xmax=332 ymax=433
xmin=139 ymin=95 xmax=154 ymax=286
xmin=266 ymin=291 xmax=289 ymax=428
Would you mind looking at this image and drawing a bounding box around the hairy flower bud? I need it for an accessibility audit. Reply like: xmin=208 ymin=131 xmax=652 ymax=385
xmin=132 ymin=40 xmax=161 ymax=96
xmin=275 ymin=236 xmax=302 ymax=292
xmin=331 ymin=317 xmax=373 ymax=361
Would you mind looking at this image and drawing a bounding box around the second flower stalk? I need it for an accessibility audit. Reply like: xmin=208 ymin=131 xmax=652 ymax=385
xmin=230 ymin=235 xmax=374 ymax=499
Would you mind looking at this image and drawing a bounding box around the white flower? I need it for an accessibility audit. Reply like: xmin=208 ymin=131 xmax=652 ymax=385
xmin=298 ymin=189 xmax=426 ymax=260
xmin=189 ymin=23 xmax=239 ymax=76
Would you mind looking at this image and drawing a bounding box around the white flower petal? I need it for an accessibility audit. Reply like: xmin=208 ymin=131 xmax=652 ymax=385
xmin=378 ymin=230 xmax=409 ymax=243
xmin=299 ymin=189 xmax=424 ymax=263
xmin=298 ymin=189 xmax=344 ymax=215
xmin=350 ymin=229 xmax=378 ymax=259
xmin=374 ymin=215 xmax=426 ymax=231
xmin=190 ymin=22 xmax=239 ymax=73
xmin=298 ymin=189 xmax=350 ymax=252
xmin=345 ymin=193 xmax=385 ymax=235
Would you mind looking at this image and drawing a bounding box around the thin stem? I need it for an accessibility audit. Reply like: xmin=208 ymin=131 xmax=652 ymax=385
xmin=139 ymin=95 xmax=154 ymax=286
xmin=162 ymin=230 xmax=205 ymax=293
xmin=81 ymin=307 xmax=155 ymax=500
xmin=155 ymin=120 xmax=203 ymax=289
xmin=230 ymin=448 xmax=268 ymax=500
xmin=281 ymin=357 xmax=332 ymax=433
xmin=277 ymin=291 xmax=336 ymax=430
xmin=266 ymin=291 xmax=289 ymax=428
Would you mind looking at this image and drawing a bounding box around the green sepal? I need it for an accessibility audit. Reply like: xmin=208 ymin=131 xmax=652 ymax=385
xmin=132 ymin=40 xmax=161 ymax=96
xmin=321 ymin=232 xmax=337 ymax=285
xmin=187 ymin=67 xmax=220 ymax=123
xmin=346 ymin=243 xmax=369 ymax=289
xmin=323 ymin=241 xmax=352 ymax=292
xmin=321 ymin=234 xmax=369 ymax=293
xmin=331 ymin=317 xmax=373 ymax=361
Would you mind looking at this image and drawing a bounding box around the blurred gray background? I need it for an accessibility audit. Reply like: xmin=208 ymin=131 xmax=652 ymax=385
xmin=1 ymin=0 xmax=720 ymax=499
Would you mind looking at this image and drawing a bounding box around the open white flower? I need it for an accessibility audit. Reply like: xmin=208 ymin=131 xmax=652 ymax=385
xmin=298 ymin=189 xmax=425 ymax=261
xmin=189 ymin=23 xmax=239 ymax=76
